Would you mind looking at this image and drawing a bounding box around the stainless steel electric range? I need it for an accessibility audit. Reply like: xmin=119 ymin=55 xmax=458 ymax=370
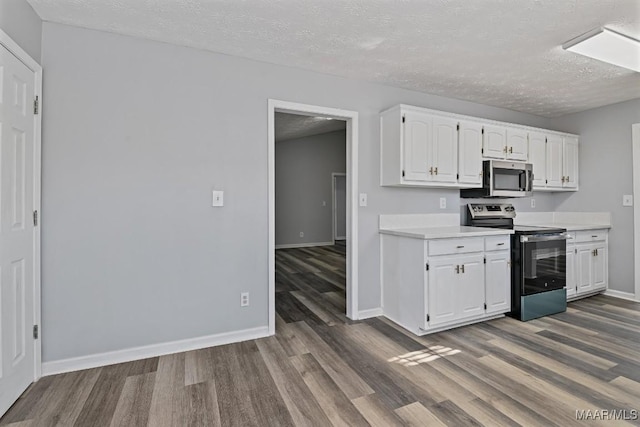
xmin=467 ymin=203 xmax=568 ymax=321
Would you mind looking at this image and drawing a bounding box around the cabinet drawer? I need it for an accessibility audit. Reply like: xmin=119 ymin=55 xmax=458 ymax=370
xmin=428 ymin=238 xmax=484 ymax=256
xmin=575 ymin=230 xmax=607 ymax=243
xmin=484 ymin=235 xmax=510 ymax=252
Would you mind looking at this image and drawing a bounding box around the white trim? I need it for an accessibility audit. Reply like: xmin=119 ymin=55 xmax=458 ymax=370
xmin=358 ymin=308 xmax=383 ymax=319
xmin=603 ymin=289 xmax=637 ymax=302
xmin=332 ymin=172 xmax=347 ymax=242
xmin=633 ymin=123 xmax=640 ymax=302
xmin=275 ymin=242 xmax=334 ymax=250
xmin=268 ymin=100 xmax=359 ymax=331
xmin=0 ymin=29 xmax=43 ymax=382
xmin=42 ymin=326 xmax=269 ymax=376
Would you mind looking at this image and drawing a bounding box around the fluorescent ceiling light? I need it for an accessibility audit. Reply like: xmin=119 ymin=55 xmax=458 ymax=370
xmin=563 ymin=27 xmax=640 ymax=72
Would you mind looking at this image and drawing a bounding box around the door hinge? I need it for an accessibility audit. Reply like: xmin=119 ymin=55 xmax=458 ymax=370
xmin=33 ymin=96 xmax=39 ymax=115
xmin=33 ymin=325 xmax=39 ymax=339
xmin=426 ymin=263 xmax=429 ymax=271
xmin=33 ymin=210 xmax=38 ymax=226
xmin=402 ymin=115 xmax=405 ymax=123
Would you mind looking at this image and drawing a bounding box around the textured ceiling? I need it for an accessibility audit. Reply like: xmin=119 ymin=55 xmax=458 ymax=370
xmin=27 ymin=0 xmax=640 ymax=117
xmin=275 ymin=113 xmax=346 ymax=142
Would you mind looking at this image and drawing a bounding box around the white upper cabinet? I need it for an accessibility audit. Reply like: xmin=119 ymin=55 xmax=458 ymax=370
xmin=482 ymin=125 xmax=507 ymax=159
xmin=458 ymin=121 xmax=483 ymax=186
xmin=506 ymin=128 xmax=528 ymax=161
xmin=529 ymin=131 xmax=546 ymax=187
xmin=546 ymin=134 xmax=564 ymax=188
xmin=563 ymin=136 xmax=579 ymax=189
xmin=402 ymin=110 xmax=433 ymax=182
xmin=380 ymin=105 xmax=578 ymax=191
xmin=431 ymin=117 xmax=458 ymax=183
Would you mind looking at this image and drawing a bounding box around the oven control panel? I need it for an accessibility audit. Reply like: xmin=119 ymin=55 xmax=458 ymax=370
xmin=468 ymin=203 xmax=516 ymax=219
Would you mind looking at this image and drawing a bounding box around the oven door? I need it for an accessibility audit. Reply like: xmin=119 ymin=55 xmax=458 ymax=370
xmin=489 ymin=160 xmax=533 ymax=197
xmin=519 ymin=234 xmax=567 ymax=295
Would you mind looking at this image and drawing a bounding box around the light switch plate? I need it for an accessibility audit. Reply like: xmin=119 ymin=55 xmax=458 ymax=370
xmin=212 ymin=190 xmax=224 ymax=207
xmin=623 ymin=195 xmax=633 ymax=207
xmin=530 ymin=198 xmax=536 ymax=208
xmin=359 ymin=193 xmax=368 ymax=207
xmin=439 ymin=197 xmax=446 ymax=209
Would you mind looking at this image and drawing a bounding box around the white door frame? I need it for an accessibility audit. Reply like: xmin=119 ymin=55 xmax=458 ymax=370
xmin=331 ymin=172 xmax=347 ymax=242
xmin=0 ymin=29 xmax=43 ymax=379
xmin=632 ymin=123 xmax=640 ymax=301
xmin=268 ymin=100 xmax=359 ymax=331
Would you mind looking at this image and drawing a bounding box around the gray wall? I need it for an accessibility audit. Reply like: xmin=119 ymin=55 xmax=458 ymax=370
xmin=41 ymin=22 xmax=553 ymax=362
xmin=549 ymin=98 xmax=640 ymax=294
xmin=0 ymin=0 xmax=42 ymax=61
xmin=275 ymin=130 xmax=346 ymax=246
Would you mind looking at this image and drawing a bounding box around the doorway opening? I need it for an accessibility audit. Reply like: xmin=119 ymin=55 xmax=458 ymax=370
xmin=268 ymin=100 xmax=359 ymax=335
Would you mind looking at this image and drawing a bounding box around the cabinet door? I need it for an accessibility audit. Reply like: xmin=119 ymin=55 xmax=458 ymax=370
xmin=506 ymin=128 xmax=528 ymax=161
xmin=403 ymin=111 xmax=432 ymax=181
xmin=546 ymin=134 xmax=564 ymax=188
xmin=563 ymin=136 xmax=579 ymax=188
xmin=483 ymin=125 xmax=507 ymax=159
xmin=576 ymin=245 xmax=593 ymax=295
xmin=428 ymin=257 xmax=458 ymax=326
xmin=458 ymin=121 xmax=483 ymax=185
xmin=528 ymin=132 xmax=547 ymax=188
xmin=484 ymin=252 xmax=511 ymax=314
xmin=457 ymin=254 xmax=486 ymax=319
xmin=431 ymin=117 xmax=458 ymax=183
xmin=566 ymin=247 xmax=576 ymax=299
xmin=592 ymin=243 xmax=607 ymax=290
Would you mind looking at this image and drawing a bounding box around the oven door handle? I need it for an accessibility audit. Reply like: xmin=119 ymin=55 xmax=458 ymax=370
xmin=520 ymin=233 xmax=569 ymax=243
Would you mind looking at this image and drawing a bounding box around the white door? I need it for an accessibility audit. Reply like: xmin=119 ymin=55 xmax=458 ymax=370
xmin=428 ymin=257 xmax=457 ymax=326
xmin=403 ymin=111 xmax=432 ymax=181
xmin=505 ymin=128 xmax=528 ymax=161
xmin=431 ymin=117 xmax=458 ymax=183
xmin=566 ymin=246 xmax=576 ymax=299
xmin=457 ymin=254 xmax=485 ymax=319
xmin=482 ymin=125 xmax=507 ymax=159
xmin=592 ymin=243 xmax=607 ymax=291
xmin=546 ymin=135 xmax=564 ymax=188
xmin=333 ymin=174 xmax=346 ymax=240
xmin=485 ymin=252 xmax=511 ymax=314
xmin=528 ymin=132 xmax=546 ymax=188
xmin=576 ymin=245 xmax=593 ymax=295
xmin=563 ymin=136 xmax=579 ymax=188
xmin=0 ymin=44 xmax=37 ymax=416
xmin=458 ymin=121 xmax=483 ymax=185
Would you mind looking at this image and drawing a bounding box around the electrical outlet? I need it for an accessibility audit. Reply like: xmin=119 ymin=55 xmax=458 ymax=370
xmin=240 ymin=292 xmax=249 ymax=307
xmin=530 ymin=198 xmax=536 ymax=208
xmin=623 ymin=195 xmax=633 ymax=207
xmin=299 ymin=231 xmax=304 ymax=238
xmin=359 ymin=193 xmax=368 ymax=207
xmin=439 ymin=197 xmax=446 ymax=209
xmin=322 ymin=200 xmax=326 ymax=207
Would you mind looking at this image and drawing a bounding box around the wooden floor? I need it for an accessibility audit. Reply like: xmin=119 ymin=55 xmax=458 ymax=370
xmin=2 ymin=243 xmax=640 ymax=426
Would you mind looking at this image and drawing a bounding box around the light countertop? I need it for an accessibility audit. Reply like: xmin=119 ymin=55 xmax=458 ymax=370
xmin=379 ymin=226 xmax=514 ymax=240
xmin=519 ymin=223 xmax=611 ymax=231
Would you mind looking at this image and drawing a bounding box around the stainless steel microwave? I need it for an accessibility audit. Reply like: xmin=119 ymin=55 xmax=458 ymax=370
xmin=461 ymin=160 xmax=533 ymax=198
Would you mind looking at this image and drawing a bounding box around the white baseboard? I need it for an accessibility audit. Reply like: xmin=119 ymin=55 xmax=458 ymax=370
xmin=603 ymin=289 xmax=638 ymax=302
xmin=42 ymin=326 xmax=270 ymax=376
xmin=358 ymin=307 xmax=383 ymax=319
xmin=275 ymin=241 xmax=334 ymax=249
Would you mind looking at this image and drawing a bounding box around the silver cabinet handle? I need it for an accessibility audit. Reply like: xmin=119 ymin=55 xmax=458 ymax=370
xmin=497 ymin=242 xmax=505 ymax=246
xmin=456 ymin=245 xmax=465 ymax=248
xmin=461 ymin=264 xmax=465 ymax=273
xmin=455 ymin=265 xmax=460 ymax=274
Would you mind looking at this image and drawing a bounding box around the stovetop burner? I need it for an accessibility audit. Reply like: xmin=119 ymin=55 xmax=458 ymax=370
xmin=513 ymin=225 xmax=567 ymax=235
xmin=466 ymin=203 xmax=566 ymax=234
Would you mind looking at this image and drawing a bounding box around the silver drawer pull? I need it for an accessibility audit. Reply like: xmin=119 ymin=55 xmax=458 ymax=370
xmin=496 ymin=242 xmax=505 ymax=246
xmin=456 ymin=245 xmax=465 ymax=248
xmin=592 ymin=235 xmax=598 ymax=238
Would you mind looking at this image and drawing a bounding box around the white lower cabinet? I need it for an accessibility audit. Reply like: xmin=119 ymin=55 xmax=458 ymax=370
xmin=567 ymin=229 xmax=608 ymax=301
xmin=381 ymin=233 xmax=512 ymax=336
